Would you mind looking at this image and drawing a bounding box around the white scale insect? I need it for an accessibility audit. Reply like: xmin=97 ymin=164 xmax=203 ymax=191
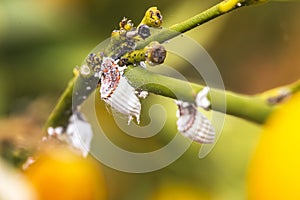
xmin=98 ymin=57 xmax=215 ymax=144
xmin=176 ymin=87 xmax=215 ymax=144
xmin=46 ymin=58 xmax=215 ymax=159
xmin=46 ymin=112 xmax=93 ymax=157
xmin=98 ymin=57 xmax=142 ymax=124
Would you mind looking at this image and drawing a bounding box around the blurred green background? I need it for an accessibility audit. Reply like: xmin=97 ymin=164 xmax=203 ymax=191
xmin=1 ymin=0 xmax=300 ymax=199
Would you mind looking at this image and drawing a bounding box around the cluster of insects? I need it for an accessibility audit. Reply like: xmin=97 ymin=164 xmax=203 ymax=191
xmin=85 ymin=7 xmax=167 ymax=124
xmin=46 ymin=7 xmax=215 ymax=156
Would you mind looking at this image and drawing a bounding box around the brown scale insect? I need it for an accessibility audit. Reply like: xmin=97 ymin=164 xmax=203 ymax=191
xmin=100 ymin=58 xmax=121 ymax=99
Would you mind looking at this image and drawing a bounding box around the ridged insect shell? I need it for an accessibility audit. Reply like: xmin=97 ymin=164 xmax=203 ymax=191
xmin=102 ymin=76 xmax=141 ymax=124
xmin=176 ymin=101 xmax=215 ymax=144
xmin=99 ymin=57 xmax=141 ymax=124
xmin=66 ymin=113 xmax=93 ymax=157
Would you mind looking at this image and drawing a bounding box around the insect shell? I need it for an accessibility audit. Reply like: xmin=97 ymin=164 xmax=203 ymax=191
xmin=99 ymin=57 xmax=142 ymax=124
xmin=145 ymin=41 xmax=167 ymax=66
xmin=46 ymin=112 xmax=93 ymax=157
xmin=66 ymin=112 xmax=93 ymax=157
xmin=137 ymin=24 xmax=151 ymax=39
xmin=176 ymin=100 xmax=215 ymax=144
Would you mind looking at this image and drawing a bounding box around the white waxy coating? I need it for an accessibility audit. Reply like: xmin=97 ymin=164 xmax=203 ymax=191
xmin=99 ymin=57 xmax=142 ymax=124
xmin=195 ymin=86 xmax=211 ymax=110
xmin=66 ymin=113 xmax=93 ymax=157
xmin=176 ymin=86 xmax=215 ymax=144
xmin=102 ymin=76 xmax=141 ymax=124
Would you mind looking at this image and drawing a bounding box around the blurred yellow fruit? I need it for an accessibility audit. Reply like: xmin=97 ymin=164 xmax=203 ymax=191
xmin=25 ymin=146 xmax=107 ymax=200
xmin=0 ymin=159 xmax=37 ymax=200
xmin=148 ymin=182 xmax=211 ymax=200
xmin=248 ymin=92 xmax=300 ymax=200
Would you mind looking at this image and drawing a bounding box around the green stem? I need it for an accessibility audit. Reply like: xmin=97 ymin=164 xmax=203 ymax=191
xmin=224 ymin=92 xmax=272 ymax=123
xmin=45 ymin=76 xmax=77 ymax=129
xmin=125 ymin=67 xmax=273 ymax=124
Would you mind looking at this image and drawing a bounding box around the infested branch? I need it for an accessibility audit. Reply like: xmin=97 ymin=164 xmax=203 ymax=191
xmin=45 ymin=0 xmax=298 ymax=130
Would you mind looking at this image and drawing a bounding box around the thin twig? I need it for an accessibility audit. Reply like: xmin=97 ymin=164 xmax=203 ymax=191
xmin=125 ymin=66 xmax=275 ymax=124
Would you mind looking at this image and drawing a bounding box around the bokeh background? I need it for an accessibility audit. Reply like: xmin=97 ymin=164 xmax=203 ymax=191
xmin=1 ymin=0 xmax=300 ymax=199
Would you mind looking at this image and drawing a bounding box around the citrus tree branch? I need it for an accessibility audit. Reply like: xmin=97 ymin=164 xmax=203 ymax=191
xmin=45 ymin=0 xmax=271 ymax=129
xmin=125 ymin=67 xmax=275 ymax=124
